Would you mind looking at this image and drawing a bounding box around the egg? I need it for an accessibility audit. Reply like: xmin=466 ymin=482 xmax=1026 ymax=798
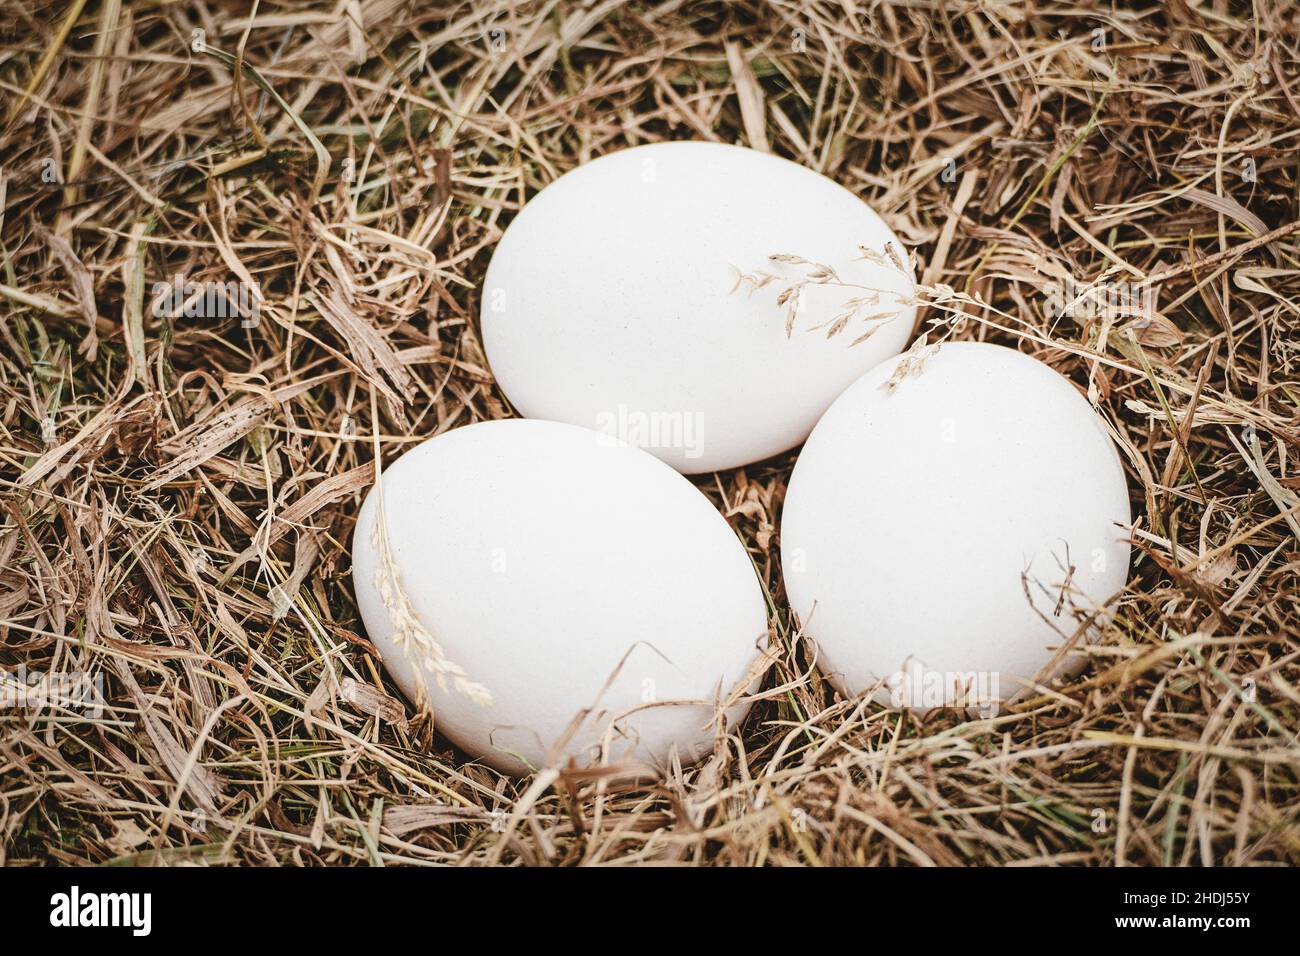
xmin=780 ymin=342 xmax=1131 ymax=713
xmin=351 ymin=419 xmax=768 ymax=774
xmin=481 ymin=141 xmax=917 ymax=474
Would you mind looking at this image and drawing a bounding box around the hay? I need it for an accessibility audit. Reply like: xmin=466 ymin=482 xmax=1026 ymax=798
xmin=1 ymin=0 xmax=1298 ymax=866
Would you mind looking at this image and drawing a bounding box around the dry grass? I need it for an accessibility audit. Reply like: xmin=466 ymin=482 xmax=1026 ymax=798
xmin=2 ymin=0 xmax=1300 ymax=866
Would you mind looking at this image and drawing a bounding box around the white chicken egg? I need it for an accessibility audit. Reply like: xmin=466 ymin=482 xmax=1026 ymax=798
xmin=351 ymin=418 xmax=768 ymax=774
xmin=481 ymin=141 xmax=917 ymax=474
xmin=780 ymin=342 xmax=1132 ymax=713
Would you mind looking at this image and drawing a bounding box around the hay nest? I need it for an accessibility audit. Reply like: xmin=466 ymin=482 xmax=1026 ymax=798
xmin=2 ymin=1 xmax=1299 ymax=865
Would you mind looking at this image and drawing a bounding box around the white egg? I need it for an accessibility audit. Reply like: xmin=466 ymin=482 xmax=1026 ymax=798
xmin=352 ymin=419 xmax=768 ymax=774
xmin=780 ymin=342 xmax=1131 ymax=712
xmin=481 ymin=141 xmax=917 ymax=474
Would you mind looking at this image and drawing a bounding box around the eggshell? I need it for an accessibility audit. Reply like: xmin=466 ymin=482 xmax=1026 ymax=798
xmin=351 ymin=419 xmax=768 ymax=774
xmin=780 ymin=342 xmax=1131 ymax=712
xmin=481 ymin=141 xmax=917 ymax=474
